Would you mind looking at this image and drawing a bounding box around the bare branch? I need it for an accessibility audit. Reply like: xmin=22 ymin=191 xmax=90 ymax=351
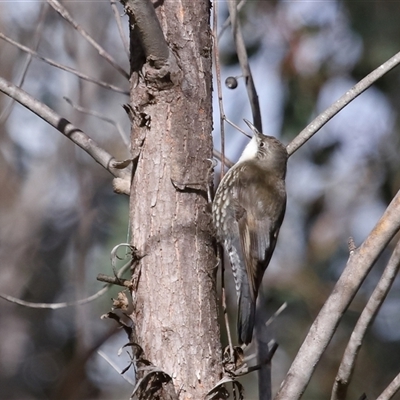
xmin=97 ymin=350 xmax=136 ymax=386
xmin=47 ymin=0 xmax=129 ymax=79
xmin=0 ymin=32 xmax=129 ymax=95
xmin=64 ymin=96 xmax=129 ymax=147
xmin=275 ymin=190 xmax=400 ymax=400
xmin=376 ymin=372 xmax=400 ymax=400
xmin=331 ymin=240 xmax=400 ymax=400
xmin=212 ymin=0 xmax=227 ymax=179
xmin=110 ymin=0 xmax=130 ymax=57
xmin=97 ymin=273 xmax=133 ymax=289
xmin=218 ymin=0 xmax=247 ymax=40
xmin=0 ymin=286 xmax=108 ymax=309
xmin=227 ymin=0 xmax=261 ymax=131
xmin=0 ymin=258 xmax=132 ymax=309
xmin=0 ymin=4 xmax=49 ymax=124
xmin=0 ymin=77 xmax=131 ymax=181
xmin=213 ymin=149 xmax=234 ymax=169
xmin=287 ymin=50 xmax=400 ymax=156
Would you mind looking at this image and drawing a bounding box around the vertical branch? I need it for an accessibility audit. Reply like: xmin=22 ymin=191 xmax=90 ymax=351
xmin=212 ymin=1 xmax=226 ymax=180
xmin=109 ymin=0 xmax=130 ymax=57
xmin=227 ymin=0 xmax=261 ymax=130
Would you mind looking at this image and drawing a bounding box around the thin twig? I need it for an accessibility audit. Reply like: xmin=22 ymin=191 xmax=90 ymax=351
xmin=221 ymin=253 xmax=234 ymax=357
xmin=0 ymin=4 xmax=49 ymax=124
xmin=287 ymin=50 xmax=400 ymax=156
xmin=0 ymin=287 xmax=107 ymax=309
xmin=97 ymin=274 xmax=133 ymax=288
xmin=218 ymin=0 xmax=247 ymax=40
xmin=227 ymin=0 xmax=261 ymax=131
xmin=212 ymin=0 xmax=226 ymax=181
xmin=275 ymin=190 xmax=400 ymax=400
xmin=331 ymin=240 xmax=400 ymax=400
xmin=0 ymin=77 xmax=131 ymax=181
xmin=97 ymin=350 xmax=136 ymax=386
xmin=47 ymin=0 xmax=129 ymax=79
xmin=213 ymin=149 xmax=234 ymax=169
xmin=109 ymin=0 xmax=130 ymax=57
xmin=64 ymin=96 xmax=129 ymax=147
xmin=265 ymin=302 xmax=287 ymax=327
xmin=0 ymin=260 xmax=132 ymax=309
xmin=213 ymin=0 xmax=234 ymax=357
xmin=225 ymin=118 xmax=252 ymax=139
xmin=0 ymin=32 xmax=128 ymax=95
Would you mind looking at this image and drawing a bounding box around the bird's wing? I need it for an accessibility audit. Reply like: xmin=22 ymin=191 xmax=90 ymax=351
xmin=235 ymin=170 xmax=286 ymax=301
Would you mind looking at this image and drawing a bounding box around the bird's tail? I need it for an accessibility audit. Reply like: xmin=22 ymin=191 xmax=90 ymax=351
xmin=237 ymin=283 xmax=256 ymax=345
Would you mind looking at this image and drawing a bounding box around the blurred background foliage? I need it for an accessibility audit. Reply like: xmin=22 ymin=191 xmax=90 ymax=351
xmin=0 ymin=1 xmax=400 ymax=399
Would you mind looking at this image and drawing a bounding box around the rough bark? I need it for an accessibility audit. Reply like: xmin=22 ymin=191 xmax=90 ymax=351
xmin=127 ymin=1 xmax=222 ymax=399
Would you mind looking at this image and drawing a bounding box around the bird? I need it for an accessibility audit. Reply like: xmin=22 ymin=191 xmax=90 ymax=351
xmin=212 ymin=119 xmax=288 ymax=345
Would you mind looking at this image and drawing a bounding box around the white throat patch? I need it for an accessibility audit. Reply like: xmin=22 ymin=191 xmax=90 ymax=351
xmin=238 ymin=136 xmax=258 ymax=163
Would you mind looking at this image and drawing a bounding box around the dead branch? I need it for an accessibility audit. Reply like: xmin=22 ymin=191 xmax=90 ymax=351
xmin=331 ymin=239 xmax=400 ymax=400
xmin=376 ymin=372 xmax=400 ymax=400
xmin=227 ymin=0 xmax=261 ymax=130
xmin=275 ymin=190 xmax=400 ymax=400
xmin=287 ymin=50 xmax=400 ymax=156
xmin=0 ymin=32 xmax=128 ymax=95
xmin=0 ymin=77 xmax=131 ymax=183
xmin=0 ymin=4 xmax=49 ymax=123
xmin=109 ymin=0 xmax=130 ymax=57
xmin=47 ymin=0 xmax=129 ymax=79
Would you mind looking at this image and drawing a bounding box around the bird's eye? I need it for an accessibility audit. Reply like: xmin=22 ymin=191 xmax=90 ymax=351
xmin=259 ymin=141 xmax=265 ymax=147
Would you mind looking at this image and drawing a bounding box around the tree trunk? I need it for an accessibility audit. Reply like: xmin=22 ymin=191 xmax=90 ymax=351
xmin=128 ymin=1 xmax=222 ymax=398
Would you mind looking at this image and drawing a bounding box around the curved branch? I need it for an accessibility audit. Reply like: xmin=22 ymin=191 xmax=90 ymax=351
xmin=47 ymin=0 xmax=129 ymax=79
xmin=331 ymin=239 xmax=400 ymax=400
xmin=275 ymin=190 xmax=400 ymax=400
xmin=287 ymin=50 xmax=400 ymax=156
xmin=0 ymin=77 xmax=131 ymax=181
xmin=227 ymin=0 xmax=262 ymax=131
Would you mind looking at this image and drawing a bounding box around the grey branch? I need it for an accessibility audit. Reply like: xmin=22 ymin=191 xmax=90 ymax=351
xmin=64 ymin=97 xmax=129 ymax=147
xmin=0 ymin=77 xmax=131 ymax=183
xmin=0 ymin=286 xmax=108 ymax=309
xmin=218 ymin=0 xmax=247 ymax=40
xmin=275 ymin=190 xmax=400 ymax=400
xmin=0 ymin=4 xmax=48 ymax=124
xmin=0 ymin=258 xmax=132 ymax=310
xmin=227 ymin=0 xmax=262 ymax=131
xmin=376 ymin=372 xmax=400 ymax=400
xmin=109 ymin=0 xmax=130 ymax=57
xmin=331 ymin=240 xmax=400 ymax=400
xmin=47 ymin=0 xmax=129 ymax=79
xmin=0 ymin=32 xmax=128 ymax=95
xmin=287 ymin=50 xmax=400 ymax=156
xmin=120 ymin=0 xmax=169 ymax=63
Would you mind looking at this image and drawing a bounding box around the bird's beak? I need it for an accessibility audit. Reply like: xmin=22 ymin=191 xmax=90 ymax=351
xmin=243 ymin=119 xmax=261 ymax=137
